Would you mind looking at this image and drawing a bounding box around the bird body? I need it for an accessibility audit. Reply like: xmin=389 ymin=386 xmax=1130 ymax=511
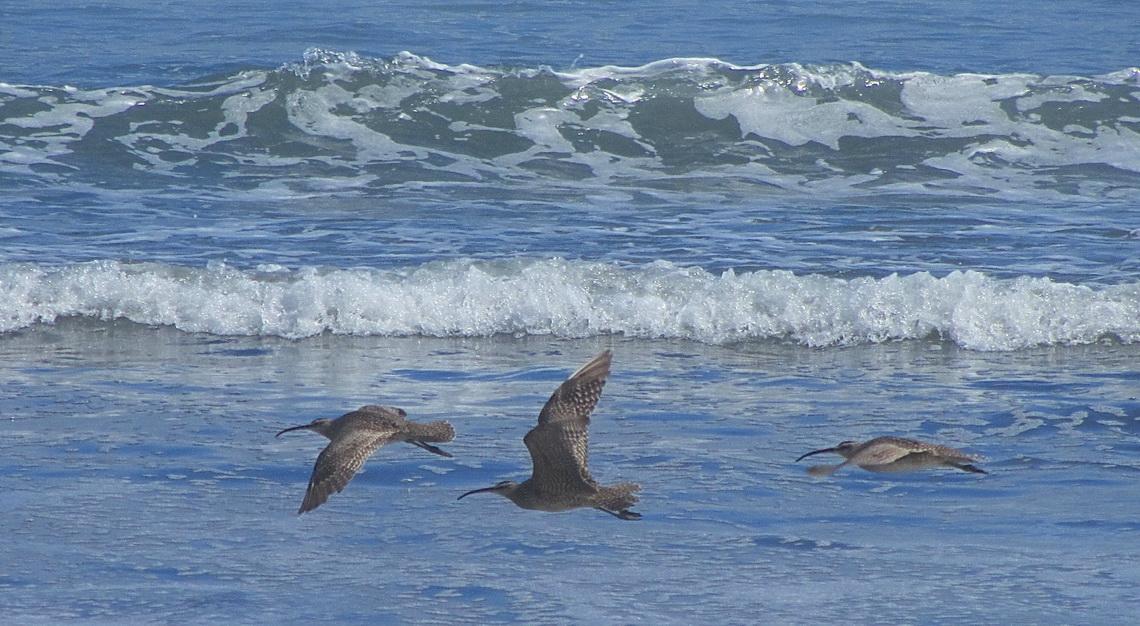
xmin=458 ymin=350 xmax=641 ymax=520
xmin=277 ymin=405 xmax=455 ymax=514
xmin=796 ymin=436 xmax=987 ymax=477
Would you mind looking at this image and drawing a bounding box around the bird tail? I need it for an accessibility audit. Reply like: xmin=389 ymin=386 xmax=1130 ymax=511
xmin=596 ymin=482 xmax=640 ymax=511
xmin=406 ymin=420 xmax=456 ymax=443
xmin=404 ymin=421 xmax=456 ymax=457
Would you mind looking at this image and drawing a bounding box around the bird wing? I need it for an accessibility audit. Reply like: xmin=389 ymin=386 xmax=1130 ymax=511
xmin=920 ymin=442 xmax=980 ymax=463
xmin=524 ymin=350 xmax=613 ymax=489
xmin=298 ymin=430 xmax=388 ymax=514
xmin=350 ymin=405 xmax=408 ymax=424
xmin=524 ymin=421 xmax=597 ymax=490
xmin=854 ymin=442 xmax=917 ymax=466
xmin=867 ymin=436 xmax=979 ymax=465
xmin=536 ymin=350 xmax=611 ymax=427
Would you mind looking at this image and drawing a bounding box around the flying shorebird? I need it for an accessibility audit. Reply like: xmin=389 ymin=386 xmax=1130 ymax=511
xmin=457 ymin=349 xmax=641 ymax=520
xmin=796 ymin=436 xmax=988 ymax=477
xmin=276 ymin=405 xmax=456 ymax=514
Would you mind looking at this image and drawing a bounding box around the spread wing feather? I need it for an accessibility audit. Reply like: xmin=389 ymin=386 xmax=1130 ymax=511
xmin=524 ymin=423 xmax=597 ymax=490
xmin=853 ymin=443 xmax=916 ymax=466
xmin=859 ymin=436 xmax=979 ymax=467
xmin=526 ymin=350 xmax=612 ymax=488
xmin=298 ymin=431 xmax=387 ymax=514
xmin=536 ymin=350 xmax=611 ymax=427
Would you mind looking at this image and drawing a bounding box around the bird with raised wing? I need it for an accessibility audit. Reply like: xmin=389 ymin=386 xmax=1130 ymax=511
xmin=458 ymin=350 xmax=641 ymax=520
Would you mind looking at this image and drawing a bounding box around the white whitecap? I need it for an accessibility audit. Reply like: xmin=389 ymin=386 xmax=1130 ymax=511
xmin=2 ymin=259 xmax=1137 ymax=351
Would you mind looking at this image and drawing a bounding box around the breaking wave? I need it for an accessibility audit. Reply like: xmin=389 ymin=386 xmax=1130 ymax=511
xmin=2 ymin=50 xmax=1139 ymax=200
xmin=3 ymin=258 xmax=1138 ymax=351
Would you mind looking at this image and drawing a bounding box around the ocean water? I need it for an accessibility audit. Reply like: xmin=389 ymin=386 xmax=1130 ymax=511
xmin=3 ymin=2 xmax=1140 ymax=623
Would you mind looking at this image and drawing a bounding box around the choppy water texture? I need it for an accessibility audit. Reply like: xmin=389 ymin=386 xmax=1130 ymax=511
xmin=4 ymin=52 xmax=1139 ymax=201
xmin=4 ymin=325 xmax=1140 ymax=623
xmin=2 ymin=1 xmax=1140 ymax=624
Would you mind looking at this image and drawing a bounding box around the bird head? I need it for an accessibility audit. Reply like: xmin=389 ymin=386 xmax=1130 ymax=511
xmin=795 ymin=440 xmax=858 ymax=462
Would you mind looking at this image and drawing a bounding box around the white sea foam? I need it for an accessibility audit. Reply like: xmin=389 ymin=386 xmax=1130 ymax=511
xmin=2 ymin=259 xmax=1137 ymax=351
xmin=3 ymin=53 xmax=1138 ymax=199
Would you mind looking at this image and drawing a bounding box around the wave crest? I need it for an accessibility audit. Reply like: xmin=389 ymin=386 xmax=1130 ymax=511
xmin=3 ymin=259 xmax=1137 ymax=351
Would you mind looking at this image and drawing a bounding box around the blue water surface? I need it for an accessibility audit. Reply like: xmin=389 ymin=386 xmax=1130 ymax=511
xmin=3 ymin=0 xmax=1138 ymax=86
xmin=2 ymin=2 xmax=1140 ymax=624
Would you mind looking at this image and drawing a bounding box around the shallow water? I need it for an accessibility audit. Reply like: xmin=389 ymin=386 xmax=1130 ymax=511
xmin=3 ymin=319 xmax=1138 ymax=623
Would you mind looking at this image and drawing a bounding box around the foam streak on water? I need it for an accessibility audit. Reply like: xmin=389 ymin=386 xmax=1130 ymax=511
xmin=3 ymin=259 xmax=1137 ymax=351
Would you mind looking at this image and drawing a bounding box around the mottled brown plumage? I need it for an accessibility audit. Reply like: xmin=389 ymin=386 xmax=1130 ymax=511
xmin=458 ymin=350 xmax=641 ymax=520
xmin=277 ymin=405 xmax=455 ymax=514
xmin=796 ymin=436 xmax=987 ymax=477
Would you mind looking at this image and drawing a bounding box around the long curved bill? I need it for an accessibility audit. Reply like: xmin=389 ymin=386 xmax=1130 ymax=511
xmin=795 ymin=448 xmax=837 ymax=463
xmin=275 ymin=424 xmax=312 ymax=438
xmin=456 ymin=486 xmax=499 ymax=501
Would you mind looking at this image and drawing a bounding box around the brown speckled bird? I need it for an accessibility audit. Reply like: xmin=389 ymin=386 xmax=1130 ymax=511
xmin=277 ymin=405 xmax=455 ymax=514
xmin=457 ymin=350 xmax=641 ymax=520
xmin=796 ymin=436 xmax=987 ymax=477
